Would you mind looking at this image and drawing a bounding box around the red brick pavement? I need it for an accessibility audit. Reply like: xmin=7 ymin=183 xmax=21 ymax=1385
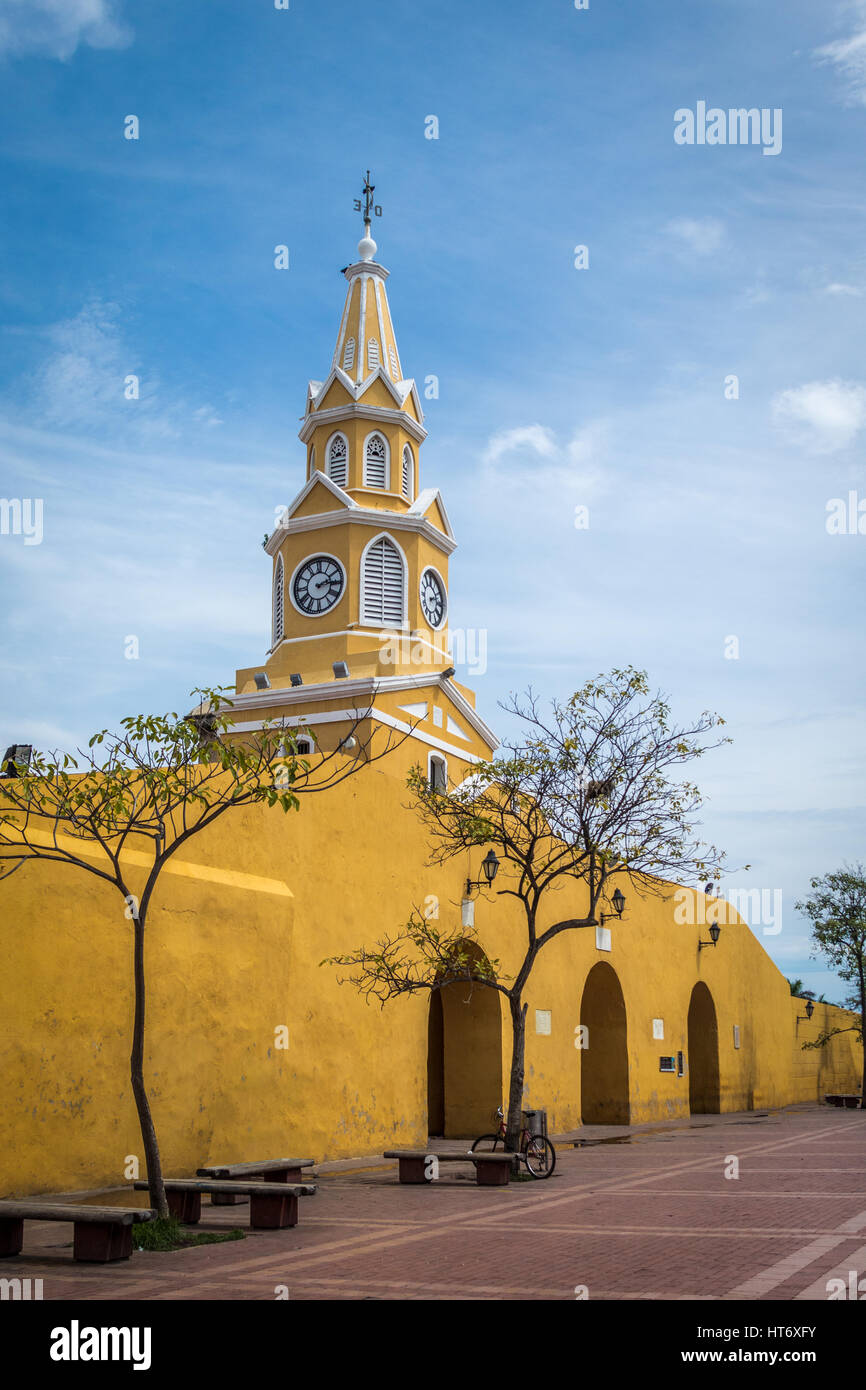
xmin=4 ymin=1104 xmax=864 ymax=1301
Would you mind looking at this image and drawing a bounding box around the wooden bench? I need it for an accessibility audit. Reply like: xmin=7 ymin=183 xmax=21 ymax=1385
xmin=196 ymin=1157 xmax=315 ymax=1205
xmin=133 ymin=1179 xmax=316 ymax=1229
xmin=0 ymin=1201 xmax=155 ymax=1264
xmin=825 ymin=1093 xmax=862 ymax=1109
xmin=383 ymin=1150 xmax=513 ymax=1187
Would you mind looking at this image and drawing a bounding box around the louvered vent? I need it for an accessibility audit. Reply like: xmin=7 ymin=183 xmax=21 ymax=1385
xmin=362 ymin=537 xmax=404 ymax=625
xmin=367 ymin=338 xmax=380 ymax=371
xmin=342 ymin=337 xmax=356 ymax=372
xmin=402 ymin=446 xmax=412 ymax=500
xmin=364 ymin=434 xmax=387 ymax=488
xmin=327 ymin=435 xmax=348 ymax=487
xmin=389 ymin=345 xmax=400 ymax=380
xmin=273 ymin=556 xmax=284 ymax=644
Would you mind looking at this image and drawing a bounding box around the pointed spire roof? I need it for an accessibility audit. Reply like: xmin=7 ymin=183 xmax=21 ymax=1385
xmin=331 ymin=175 xmax=405 ymax=389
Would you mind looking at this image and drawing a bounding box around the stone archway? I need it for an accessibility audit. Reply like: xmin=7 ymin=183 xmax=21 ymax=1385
xmin=687 ymin=981 xmax=721 ymax=1114
xmin=427 ymin=943 xmax=503 ymax=1138
xmin=580 ymin=961 xmax=630 ymax=1124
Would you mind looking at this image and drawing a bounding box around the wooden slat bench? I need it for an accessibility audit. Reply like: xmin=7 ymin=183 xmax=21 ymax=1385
xmin=133 ymin=1179 xmax=315 ymax=1229
xmin=825 ymin=1093 xmax=862 ymax=1109
xmin=383 ymin=1150 xmax=513 ymax=1187
xmin=196 ymin=1157 xmax=315 ymax=1205
xmin=0 ymin=1201 xmax=155 ymax=1264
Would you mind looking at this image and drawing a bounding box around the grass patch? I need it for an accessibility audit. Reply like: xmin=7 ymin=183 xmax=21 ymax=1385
xmin=132 ymin=1216 xmax=245 ymax=1252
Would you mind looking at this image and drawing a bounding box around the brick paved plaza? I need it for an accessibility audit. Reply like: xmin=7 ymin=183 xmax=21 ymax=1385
xmin=9 ymin=1102 xmax=864 ymax=1302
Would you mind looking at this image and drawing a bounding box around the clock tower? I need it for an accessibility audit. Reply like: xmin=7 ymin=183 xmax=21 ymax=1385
xmin=233 ymin=179 xmax=497 ymax=774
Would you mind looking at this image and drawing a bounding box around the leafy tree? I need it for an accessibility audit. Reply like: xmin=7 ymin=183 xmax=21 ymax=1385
xmin=796 ymin=865 xmax=866 ymax=1107
xmin=324 ymin=668 xmax=732 ymax=1150
xmin=0 ymin=689 xmax=401 ymax=1216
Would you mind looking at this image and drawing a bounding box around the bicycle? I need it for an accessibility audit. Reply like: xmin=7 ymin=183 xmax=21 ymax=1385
xmin=471 ymin=1106 xmax=556 ymax=1178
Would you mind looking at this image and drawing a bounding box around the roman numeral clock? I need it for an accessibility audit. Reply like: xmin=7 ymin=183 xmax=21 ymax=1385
xmin=291 ymin=556 xmax=346 ymax=616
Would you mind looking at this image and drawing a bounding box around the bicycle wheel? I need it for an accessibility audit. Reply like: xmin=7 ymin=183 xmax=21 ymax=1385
xmin=524 ymin=1135 xmax=556 ymax=1178
xmin=471 ymin=1133 xmax=504 ymax=1153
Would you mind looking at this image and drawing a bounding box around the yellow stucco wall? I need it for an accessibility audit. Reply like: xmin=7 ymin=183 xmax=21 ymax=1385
xmin=0 ymin=737 xmax=861 ymax=1197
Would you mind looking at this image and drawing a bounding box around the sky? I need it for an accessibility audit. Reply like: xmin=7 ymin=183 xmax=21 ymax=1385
xmin=0 ymin=0 xmax=864 ymax=1001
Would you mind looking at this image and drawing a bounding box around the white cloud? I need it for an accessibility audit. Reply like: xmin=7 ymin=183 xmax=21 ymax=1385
xmin=22 ymin=299 xmax=223 ymax=438
xmin=664 ymin=217 xmax=727 ymax=256
xmin=824 ymin=281 xmax=863 ymax=296
xmin=814 ymin=8 xmax=866 ymax=105
xmin=771 ymin=379 xmax=866 ymax=453
xmin=0 ymin=0 xmax=131 ymax=60
xmin=482 ymin=424 xmax=557 ymax=467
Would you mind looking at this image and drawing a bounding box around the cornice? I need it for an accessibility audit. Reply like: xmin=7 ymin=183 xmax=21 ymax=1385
xmin=299 ymin=400 xmax=427 ymax=446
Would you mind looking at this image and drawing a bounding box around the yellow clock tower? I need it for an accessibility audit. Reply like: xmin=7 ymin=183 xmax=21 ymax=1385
xmin=233 ymin=178 xmax=498 ymax=777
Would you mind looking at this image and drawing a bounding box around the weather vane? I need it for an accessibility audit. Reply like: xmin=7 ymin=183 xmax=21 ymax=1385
xmin=353 ymin=170 xmax=382 ymax=226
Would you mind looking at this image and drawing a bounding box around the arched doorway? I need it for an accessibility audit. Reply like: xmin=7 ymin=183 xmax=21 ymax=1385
xmin=426 ymin=990 xmax=445 ymax=1136
xmin=687 ymin=982 xmax=720 ymax=1114
xmin=426 ymin=943 xmax=503 ymax=1138
xmin=580 ymin=961 xmax=630 ymax=1124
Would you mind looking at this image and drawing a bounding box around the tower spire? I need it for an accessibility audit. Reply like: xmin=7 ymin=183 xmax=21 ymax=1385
xmin=353 ymin=169 xmax=380 ymax=263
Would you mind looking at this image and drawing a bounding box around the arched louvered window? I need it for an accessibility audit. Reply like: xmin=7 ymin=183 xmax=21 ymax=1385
xmin=327 ymin=434 xmax=348 ymax=487
xmin=273 ymin=555 xmax=284 ymax=645
xmin=388 ymin=344 xmax=399 ymax=380
xmin=364 ymin=432 xmax=388 ymax=488
xmin=367 ymin=337 xmax=380 ymax=371
xmin=342 ymin=337 xmax=355 ymax=372
xmin=308 ymin=445 xmax=316 ymax=479
xmin=401 ymin=445 xmax=413 ymax=501
xmin=361 ymin=535 xmax=405 ymax=626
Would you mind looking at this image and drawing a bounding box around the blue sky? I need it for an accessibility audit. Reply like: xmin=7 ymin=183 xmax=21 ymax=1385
xmin=1 ymin=0 xmax=864 ymax=1000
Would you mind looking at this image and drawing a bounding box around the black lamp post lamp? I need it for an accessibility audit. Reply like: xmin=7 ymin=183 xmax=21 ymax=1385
xmin=798 ymin=999 xmax=815 ymax=1022
xmin=699 ymin=922 xmax=722 ymax=951
xmin=599 ymin=888 xmax=626 ymax=925
xmin=466 ymin=849 xmax=500 ymax=895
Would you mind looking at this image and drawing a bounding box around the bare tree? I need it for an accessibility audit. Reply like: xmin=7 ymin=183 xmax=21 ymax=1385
xmin=324 ymin=667 xmax=733 ymax=1150
xmin=0 ymin=688 xmax=404 ymax=1218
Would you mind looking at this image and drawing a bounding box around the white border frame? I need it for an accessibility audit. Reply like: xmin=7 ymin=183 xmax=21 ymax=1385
xmin=402 ymin=442 xmax=414 ymax=500
xmin=288 ymin=551 xmax=348 ymax=620
xmin=362 ymin=429 xmax=390 ymax=489
xmin=325 ymin=430 xmax=349 ymax=487
xmin=428 ymin=750 xmax=448 ymax=791
xmin=272 ymin=554 xmax=285 ymax=645
xmin=359 ymin=530 xmax=407 ymax=627
xmin=419 ymin=564 xmax=448 ymax=631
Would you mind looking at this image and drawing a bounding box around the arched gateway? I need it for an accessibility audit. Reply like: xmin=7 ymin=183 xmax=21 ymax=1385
xmin=427 ymin=943 xmax=502 ymax=1138
xmin=687 ymin=981 xmax=721 ymax=1114
xmin=580 ymin=961 xmax=630 ymax=1124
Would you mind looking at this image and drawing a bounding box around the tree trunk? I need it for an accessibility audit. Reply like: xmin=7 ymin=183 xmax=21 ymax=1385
xmin=131 ymin=918 xmax=168 ymax=1219
xmin=505 ymin=996 xmax=527 ymax=1161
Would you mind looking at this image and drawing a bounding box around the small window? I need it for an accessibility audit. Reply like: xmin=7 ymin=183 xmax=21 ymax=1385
xmin=342 ymin=337 xmax=355 ymax=372
xmin=429 ymin=755 xmax=447 ymax=793
xmin=295 ymin=737 xmax=313 ymax=755
xmin=389 ymin=344 xmax=399 ymax=380
xmin=364 ymin=432 xmax=388 ymax=488
xmin=327 ymin=434 xmax=348 ymax=487
xmin=367 ymin=337 xmax=380 ymax=371
xmin=272 ymin=556 xmax=284 ymax=645
xmin=401 ymin=445 xmax=413 ymax=500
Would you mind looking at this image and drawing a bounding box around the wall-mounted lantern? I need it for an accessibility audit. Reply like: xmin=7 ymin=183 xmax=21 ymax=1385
xmin=699 ymin=922 xmax=721 ymax=951
xmin=466 ymin=849 xmax=500 ymax=896
xmin=600 ymin=887 xmax=626 ymax=925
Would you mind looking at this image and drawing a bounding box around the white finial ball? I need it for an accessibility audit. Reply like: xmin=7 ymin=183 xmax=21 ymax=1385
xmin=358 ymin=231 xmax=377 ymax=263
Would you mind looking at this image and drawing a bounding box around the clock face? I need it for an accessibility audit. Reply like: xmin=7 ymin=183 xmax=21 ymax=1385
xmin=291 ymin=555 xmax=345 ymax=616
xmin=419 ymin=567 xmax=447 ymax=629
